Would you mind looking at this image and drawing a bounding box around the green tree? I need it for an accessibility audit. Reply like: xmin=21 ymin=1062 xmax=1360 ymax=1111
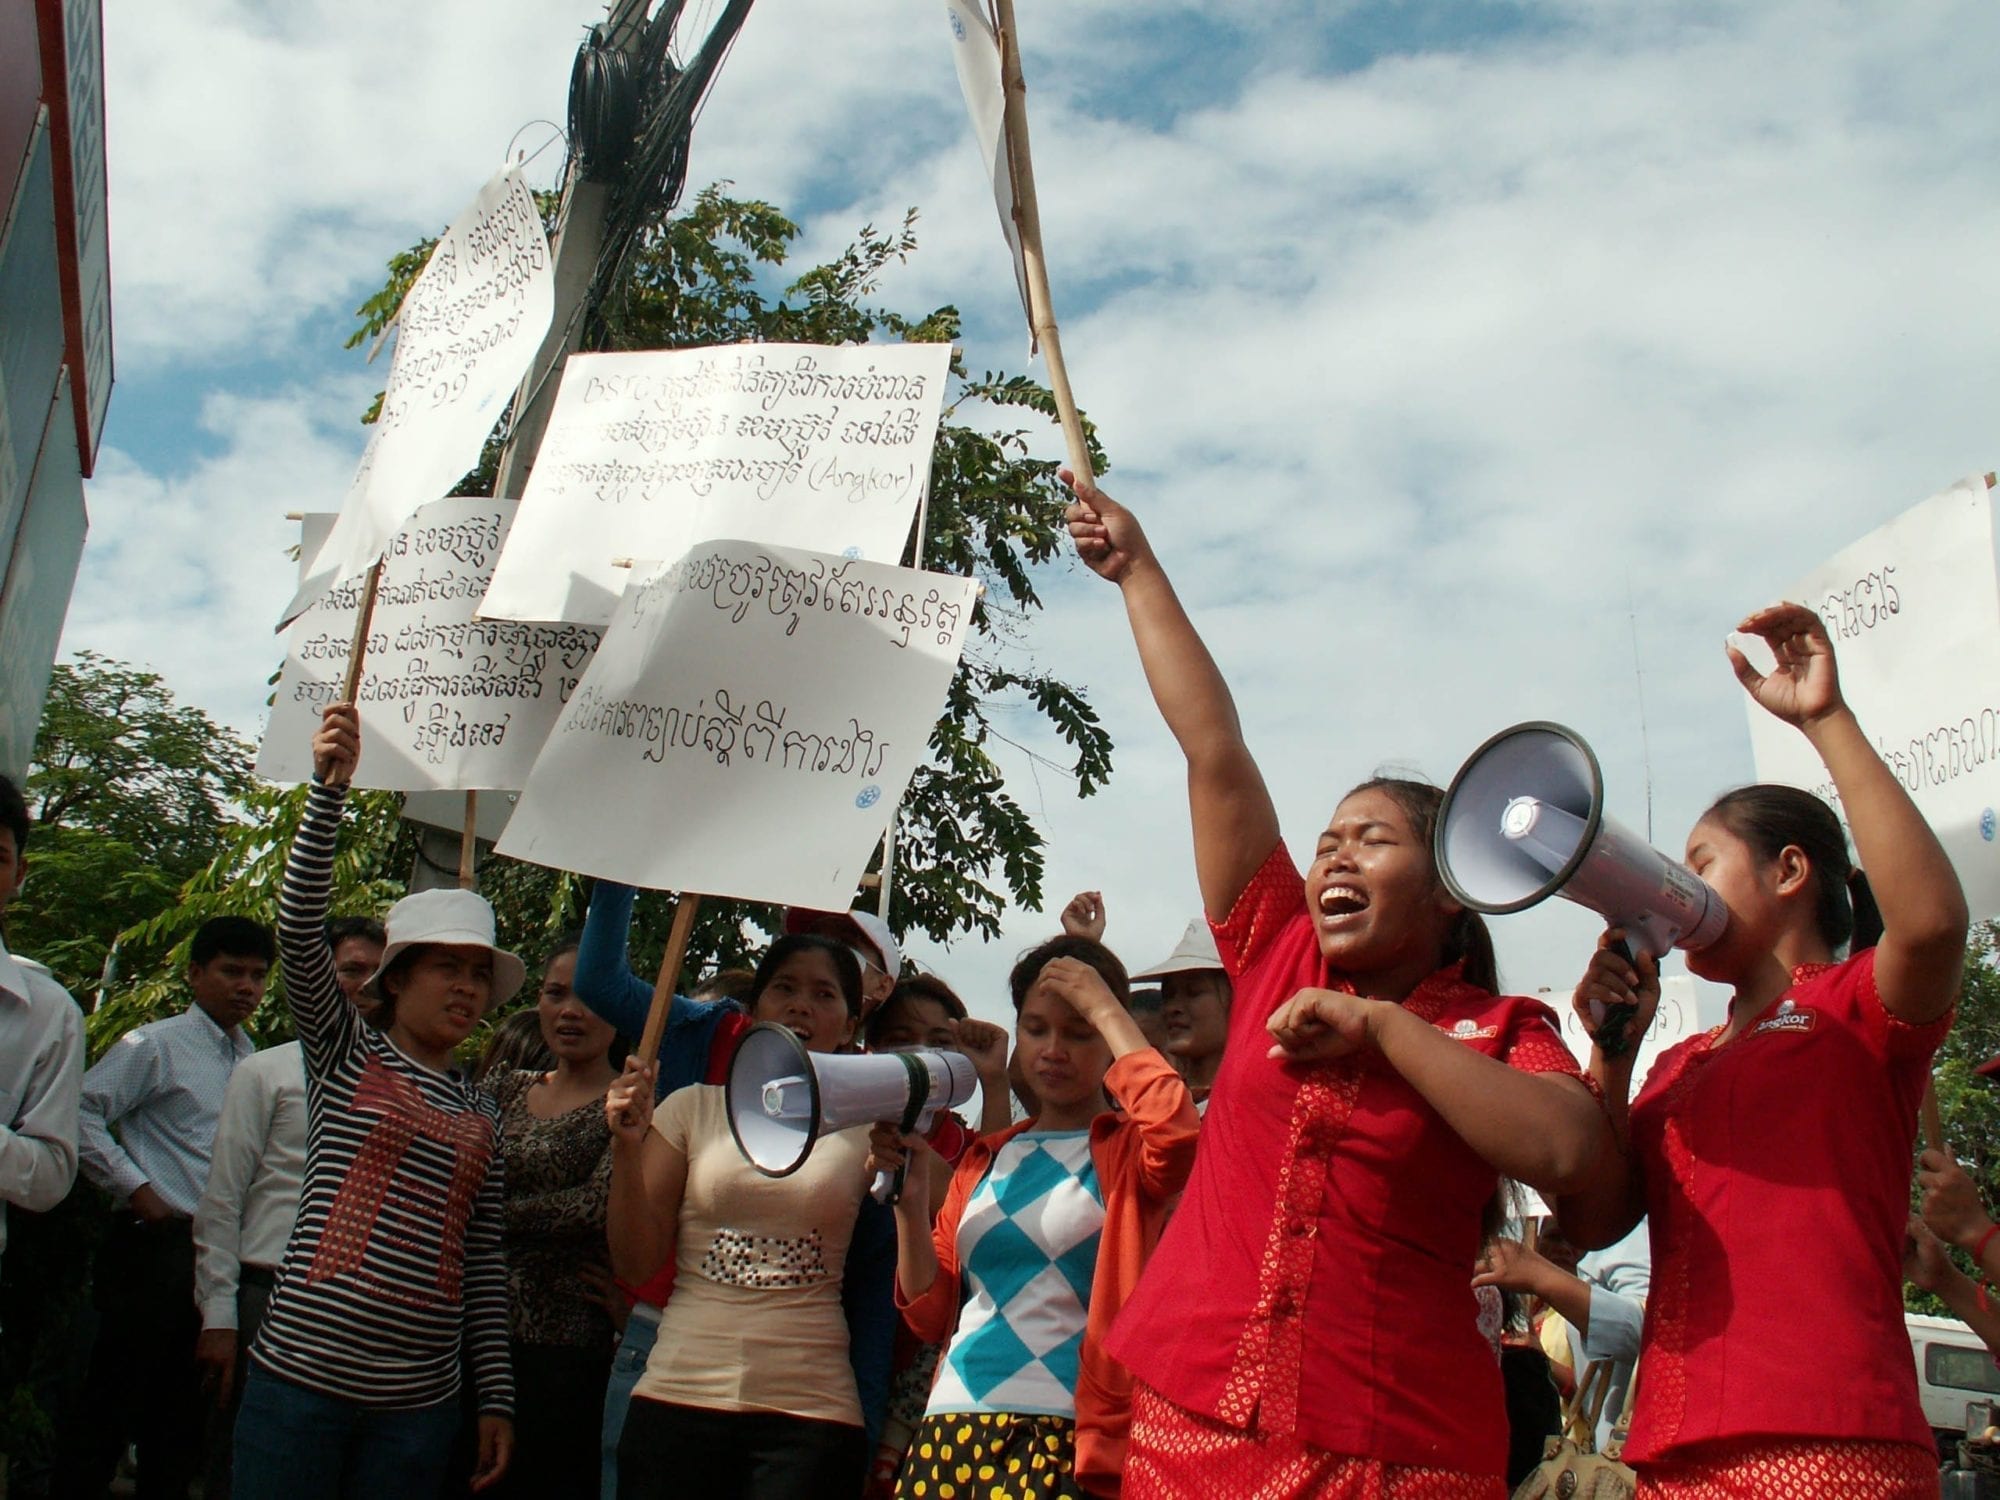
xmin=7 ymin=652 xmax=259 ymax=1001
xmin=1909 ymin=921 xmax=2000 ymax=1317
xmin=344 ymin=185 xmax=1115 ymax=973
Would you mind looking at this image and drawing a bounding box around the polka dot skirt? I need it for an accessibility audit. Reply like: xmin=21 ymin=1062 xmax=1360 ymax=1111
xmin=894 ymin=1411 xmax=1081 ymax=1500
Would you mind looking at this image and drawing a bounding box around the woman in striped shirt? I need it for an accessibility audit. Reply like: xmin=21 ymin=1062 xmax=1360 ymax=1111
xmin=233 ymin=703 xmax=521 ymax=1499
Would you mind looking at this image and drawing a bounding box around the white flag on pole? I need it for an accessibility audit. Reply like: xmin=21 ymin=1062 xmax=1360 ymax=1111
xmin=946 ymin=0 xmax=1031 ymax=342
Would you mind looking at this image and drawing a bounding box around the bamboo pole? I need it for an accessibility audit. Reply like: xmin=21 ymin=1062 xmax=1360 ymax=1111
xmin=637 ymin=894 xmax=704 ymax=1066
xmin=340 ymin=561 xmax=384 ymax=704
xmin=991 ymin=0 xmax=1092 ymax=482
xmin=1921 ymin=1077 xmax=1944 ymax=1157
xmin=458 ymin=791 xmax=480 ymax=890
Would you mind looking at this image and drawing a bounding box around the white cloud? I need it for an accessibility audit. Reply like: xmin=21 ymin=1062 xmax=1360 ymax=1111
xmin=62 ymin=379 xmax=369 ymax=732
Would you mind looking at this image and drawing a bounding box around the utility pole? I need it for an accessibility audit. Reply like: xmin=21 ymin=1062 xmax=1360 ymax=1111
xmin=408 ymin=0 xmax=756 ymax=893
xmin=489 ymin=0 xmax=652 ymax=504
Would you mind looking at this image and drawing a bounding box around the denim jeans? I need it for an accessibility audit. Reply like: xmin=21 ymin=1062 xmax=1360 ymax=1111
xmin=231 ymin=1365 xmax=461 ymax=1500
xmin=599 ymin=1306 xmax=659 ymax=1500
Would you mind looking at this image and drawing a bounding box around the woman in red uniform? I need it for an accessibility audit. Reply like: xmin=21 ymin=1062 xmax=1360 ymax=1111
xmin=1065 ymin=477 xmax=1614 ymax=1498
xmin=1559 ymin=602 xmax=1967 ymax=1497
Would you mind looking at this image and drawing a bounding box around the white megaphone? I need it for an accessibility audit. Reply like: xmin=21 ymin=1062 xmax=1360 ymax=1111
xmin=726 ymin=1022 xmax=978 ymax=1203
xmin=1436 ymin=722 xmax=1728 ymax=1050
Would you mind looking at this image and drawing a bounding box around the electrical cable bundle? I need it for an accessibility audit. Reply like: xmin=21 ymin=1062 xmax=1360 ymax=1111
xmin=568 ymin=22 xmax=641 ymax=183
xmin=591 ymin=0 xmax=757 ymax=305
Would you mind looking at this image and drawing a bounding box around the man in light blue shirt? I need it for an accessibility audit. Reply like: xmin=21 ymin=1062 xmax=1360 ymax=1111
xmin=59 ymin=915 xmax=271 ymax=1500
xmin=0 ymin=774 xmax=84 ymax=1284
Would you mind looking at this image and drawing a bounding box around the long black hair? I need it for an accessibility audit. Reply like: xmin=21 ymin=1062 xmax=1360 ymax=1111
xmin=1703 ymin=784 xmax=1881 ymax=951
xmin=1349 ymin=775 xmax=1500 ymax=993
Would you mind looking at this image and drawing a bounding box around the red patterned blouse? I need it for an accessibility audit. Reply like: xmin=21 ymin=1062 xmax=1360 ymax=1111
xmin=1622 ymin=948 xmax=1949 ymax=1464
xmin=1103 ymin=843 xmax=1588 ymax=1475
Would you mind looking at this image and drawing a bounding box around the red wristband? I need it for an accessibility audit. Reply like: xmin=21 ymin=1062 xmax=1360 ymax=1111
xmin=1974 ymin=1223 xmax=2000 ymax=1268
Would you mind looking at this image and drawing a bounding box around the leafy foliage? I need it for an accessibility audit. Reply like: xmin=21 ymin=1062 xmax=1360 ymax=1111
xmin=8 ymin=654 xmax=259 ymax=1004
xmin=1909 ymin=922 xmax=2000 ymax=1317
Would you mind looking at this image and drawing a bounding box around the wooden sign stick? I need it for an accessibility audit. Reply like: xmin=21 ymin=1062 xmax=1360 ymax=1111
xmin=637 ymin=894 xmax=704 ymax=1067
xmin=339 ymin=560 xmax=384 ymax=703
xmin=992 ymin=0 xmax=1093 ymax=482
xmin=1921 ymin=1077 xmax=1944 ymax=1157
xmin=458 ymin=791 xmax=480 ymax=890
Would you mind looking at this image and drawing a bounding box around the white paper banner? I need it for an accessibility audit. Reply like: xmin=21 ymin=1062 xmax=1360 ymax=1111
xmin=259 ymin=495 xmax=602 ymax=791
xmin=945 ymin=0 xmax=1031 ymax=341
xmin=280 ymin=166 xmax=553 ymax=626
xmin=497 ymin=539 xmax=977 ymax=908
xmin=1744 ymin=474 xmax=2000 ymax=921
xmin=480 ymin=342 xmax=953 ymax=626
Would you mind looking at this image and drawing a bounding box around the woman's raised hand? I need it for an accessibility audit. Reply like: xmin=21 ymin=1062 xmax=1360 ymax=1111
xmin=1727 ymin=603 xmax=1846 ymax=730
xmin=1036 ymin=957 xmax=1125 ymax=1033
xmin=1059 ymin=890 xmax=1106 ymax=942
xmin=1062 ymin=469 xmax=1152 ymax=585
xmin=311 ymin=703 xmax=361 ymax=786
xmin=1572 ymin=928 xmax=1661 ymax=1057
xmin=951 ymin=1018 xmax=1011 ymax=1083
xmin=603 ymin=1056 xmax=656 ymax=1147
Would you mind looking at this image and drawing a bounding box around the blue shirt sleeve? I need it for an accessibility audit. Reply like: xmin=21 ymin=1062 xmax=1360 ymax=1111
xmin=576 ymin=881 xmax=740 ymax=1099
xmin=573 ymin=882 xmax=655 ymax=1041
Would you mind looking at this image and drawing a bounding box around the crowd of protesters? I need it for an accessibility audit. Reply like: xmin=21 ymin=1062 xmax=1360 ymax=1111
xmin=0 ymin=473 xmax=1985 ymax=1498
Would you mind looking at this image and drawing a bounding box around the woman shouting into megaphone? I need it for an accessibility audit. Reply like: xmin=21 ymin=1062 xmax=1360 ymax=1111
xmin=1553 ymin=602 xmax=1967 ymax=1498
xmin=1062 ymin=475 xmax=1615 ymax=1498
xmin=603 ymin=934 xmax=880 ymax=1500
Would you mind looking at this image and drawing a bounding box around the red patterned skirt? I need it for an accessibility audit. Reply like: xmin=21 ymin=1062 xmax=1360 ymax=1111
xmin=1124 ymin=1382 xmax=1506 ymax=1500
xmin=1633 ymin=1436 xmax=1939 ymax=1498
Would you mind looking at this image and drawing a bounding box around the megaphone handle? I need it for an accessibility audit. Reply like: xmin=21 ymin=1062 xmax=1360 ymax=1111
xmin=871 ymin=1160 xmax=906 ymax=1205
xmin=1593 ymin=936 xmax=1642 ymax=1061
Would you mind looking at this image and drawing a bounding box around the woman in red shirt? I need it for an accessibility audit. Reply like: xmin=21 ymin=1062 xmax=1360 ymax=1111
xmin=1065 ymin=477 xmax=1614 ymax=1497
xmin=1558 ymin=602 xmax=1967 ymax=1497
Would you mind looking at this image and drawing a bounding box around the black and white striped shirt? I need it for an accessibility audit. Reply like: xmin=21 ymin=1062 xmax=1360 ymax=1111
xmin=250 ymin=780 xmax=513 ymax=1416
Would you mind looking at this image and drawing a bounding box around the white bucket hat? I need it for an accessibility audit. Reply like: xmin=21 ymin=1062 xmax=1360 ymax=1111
xmin=1132 ymin=917 xmax=1225 ymax=982
xmin=362 ymin=889 xmax=526 ymax=1008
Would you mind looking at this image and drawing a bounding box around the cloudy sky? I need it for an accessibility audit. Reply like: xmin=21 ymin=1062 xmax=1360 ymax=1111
xmin=62 ymin=0 xmax=2000 ymax=1024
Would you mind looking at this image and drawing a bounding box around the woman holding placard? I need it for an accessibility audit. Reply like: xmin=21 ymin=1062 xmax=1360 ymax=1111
xmin=233 ymin=704 xmax=517 ymax=1499
xmin=1556 ymin=603 xmax=1966 ymax=1496
xmin=1063 ymin=477 xmax=1611 ymax=1497
xmin=603 ymin=935 xmax=879 ymax=1500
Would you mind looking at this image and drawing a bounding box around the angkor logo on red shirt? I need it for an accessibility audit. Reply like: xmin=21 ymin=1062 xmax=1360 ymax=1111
xmin=1752 ymin=999 xmax=1817 ymax=1037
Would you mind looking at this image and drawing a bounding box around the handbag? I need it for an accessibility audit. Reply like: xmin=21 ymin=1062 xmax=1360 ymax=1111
xmin=1510 ymin=1358 xmax=1638 ymax=1500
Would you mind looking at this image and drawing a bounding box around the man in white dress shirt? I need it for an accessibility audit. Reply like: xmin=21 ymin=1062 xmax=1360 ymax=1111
xmin=59 ymin=915 xmax=272 ymax=1500
xmin=0 ymin=774 xmax=84 ymax=1288
xmin=192 ymin=915 xmax=382 ymax=1500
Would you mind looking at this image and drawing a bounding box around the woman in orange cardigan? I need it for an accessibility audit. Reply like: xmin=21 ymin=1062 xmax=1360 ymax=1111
xmin=869 ymin=935 xmax=1199 ymax=1499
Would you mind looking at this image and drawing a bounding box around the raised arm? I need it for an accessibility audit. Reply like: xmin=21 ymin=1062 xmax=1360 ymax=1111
xmin=604 ymin=1059 xmax=685 ymax=1286
xmin=574 ymin=881 xmax=656 ymax=1039
xmin=280 ymin=706 xmax=362 ymax=1071
xmin=1729 ymin=603 xmax=1967 ymax=1021
xmin=1066 ymin=474 xmax=1279 ymax=917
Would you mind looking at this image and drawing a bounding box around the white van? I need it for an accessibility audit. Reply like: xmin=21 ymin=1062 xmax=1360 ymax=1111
xmin=1910 ymin=1312 xmax=2000 ymax=1452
